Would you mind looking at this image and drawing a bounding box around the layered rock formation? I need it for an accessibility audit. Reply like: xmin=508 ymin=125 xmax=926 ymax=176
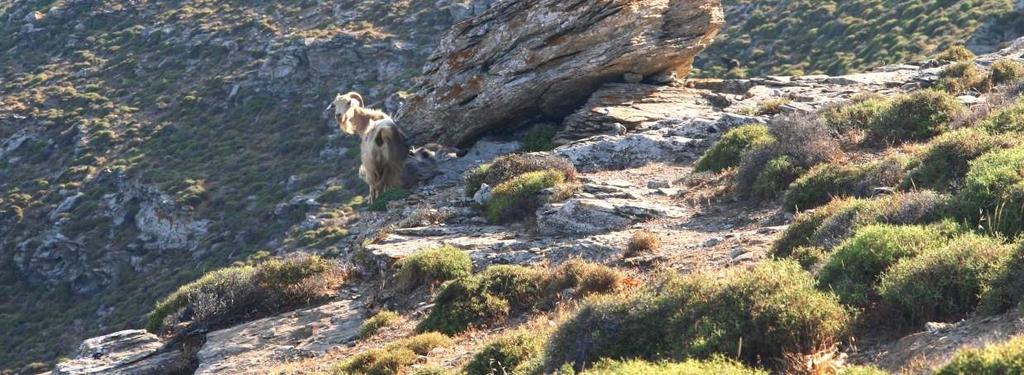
xmin=398 ymin=0 xmax=725 ymax=146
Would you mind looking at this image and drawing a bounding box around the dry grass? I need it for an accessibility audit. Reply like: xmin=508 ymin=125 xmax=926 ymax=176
xmin=625 ymin=230 xmax=661 ymax=258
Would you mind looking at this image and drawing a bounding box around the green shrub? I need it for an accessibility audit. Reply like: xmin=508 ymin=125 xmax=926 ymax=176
xmin=990 ymin=59 xmax=1024 ymax=87
xmin=485 ymin=170 xmax=577 ymax=223
xmin=903 ymin=129 xmax=1019 ymax=191
xmin=465 ymin=330 xmax=545 ymax=375
xmin=936 ymin=45 xmax=975 ymax=63
xmin=773 ymin=198 xmax=856 ymax=258
xmin=783 ymin=156 xmax=910 ymax=212
xmin=411 ymin=366 xmax=455 ymax=375
xmin=756 ymin=98 xmax=792 ymax=116
xmin=979 ymin=96 xmax=1024 ymax=134
xmin=695 ymin=124 xmax=775 ymax=173
xmin=466 ymin=153 xmax=578 ymax=198
xmin=749 ymin=155 xmax=803 ymax=200
xmin=542 ymin=261 xmax=851 ymax=371
xmin=581 ymin=357 xmax=767 ymax=375
xmin=821 ymin=96 xmax=890 ymax=134
xmin=980 ymin=242 xmax=1024 ymax=314
xmin=393 ymin=245 xmax=473 ymax=291
xmin=147 ymin=255 xmax=344 ymax=334
xmin=791 ymin=246 xmax=828 ymax=270
xmin=359 ymin=310 xmax=401 ymax=338
xmin=867 ymin=90 xmax=962 ymax=145
xmin=418 ymin=262 xmax=622 ymax=335
xmin=333 ymin=332 xmax=452 ymax=375
xmin=878 ymin=235 xmax=1012 ymax=326
xmin=818 ymin=225 xmax=946 ymax=306
xmin=955 ymin=147 xmax=1024 ymax=238
xmin=837 ymin=365 xmax=889 ymax=375
xmin=935 ymin=336 xmax=1024 ymax=375
xmin=521 ymin=124 xmax=559 ymax=152
xmin=368 ymin=188 xmax=410 ymax=211
xmin=937 ymin=62 xmax=988 ymax=93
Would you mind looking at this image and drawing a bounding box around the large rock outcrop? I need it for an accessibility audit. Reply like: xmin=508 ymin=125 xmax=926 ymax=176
xmin=398 ymin=0 xmax=724 ymax=146
xmin=53 ymin=330 xmax=187 ymax=375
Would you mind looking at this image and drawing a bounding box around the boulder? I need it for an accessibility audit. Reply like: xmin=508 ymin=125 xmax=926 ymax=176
xmin=555 ymin=128 xmax=702 ymax=173
xmin=53 ymin=330 xmax=187 ymax=375
xmin=536 ymin=198 xmax=684 ymax=236
xmin=398 ymin=0 xmax=724 ymax=146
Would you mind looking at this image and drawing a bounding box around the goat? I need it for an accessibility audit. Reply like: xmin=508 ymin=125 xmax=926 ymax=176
xmin=326 ymin=92 xmax=408 ymax=204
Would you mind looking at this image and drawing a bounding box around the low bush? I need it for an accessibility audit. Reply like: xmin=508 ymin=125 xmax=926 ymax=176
xmin=393 ymin=245 xmax=473 ymax=291
xmin=935 ymin=336 xmax=1024 ymax=374
xmin=867 ymin=90 xmax=962 ymax=145
xmin=838 ymin=365 xmax=889 ymax=375
xmin=694 ymin=124 xmax=774 ymax=173
xmin=772 ymin=199 xmax=857 ymax=258
xmin=521 ymin=124 xmax=559 ymax=152
xmin=980 ymin=242 xmax=1024 ymax=314
xmin=625 ymin=230 xmax=661 ymax=258
xmin=937 ymin=62 xmax=988 ymax=94
xmin=581 ymin=357 xmax=766 ymax=375
xmin=783 ymin=156 xmax=910 ymax=212
xmin=791 ymin=246 xmax=829 ymax=270
xmin=485 ymin=170 xmax=578 ymax=223
xmin=990 ymin=59 xmax=1024 ymax=87
xmin=756 ymin=98 xmax=791 ymax=116
xmin=147 ymin=255 xmax=345 ymax=334
xmin=821 ymin=95 xmax=890 ymax=134
xmin=368 ymin=189 xmax=410 ymax=211
xmin=465 ymin=329 xmax=545 ymax=375
xmin=936 ymin=45 xmax=975 ymax=63
xmin=359 ymin=310 xmax=401 ymax=339
xmin=418 ymin=261 xmax=622 ymax=335
xmin=465 ymin=153 xmax=578 ymax=197
xmin=333 ymin=332 xmax=452 ymax=375
xmin=817 ymin=225 xmax=946 ymax=306
xmin=878 ymin=235 xmax=1012 ymax=327
xmin=978 ymin=96 xmax=1024 ymax=134
xmin=955 ymin=147 xmax=1024 ymax=238
xmin=903 ymin=129 xmax=1019 ymax=191
xmin=736 ymin=114 xmax=840 ymax=199
xmin=542 ymin=261 xmax=851 ymax=371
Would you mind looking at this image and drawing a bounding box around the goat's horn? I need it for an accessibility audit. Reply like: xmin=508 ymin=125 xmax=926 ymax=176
xmin=345 ymin=92 xmax=365 ymax=107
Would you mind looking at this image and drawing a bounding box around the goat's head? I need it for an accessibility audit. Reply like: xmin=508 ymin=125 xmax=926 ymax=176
xmin=324 ymin=92 xmax=365 ymax=135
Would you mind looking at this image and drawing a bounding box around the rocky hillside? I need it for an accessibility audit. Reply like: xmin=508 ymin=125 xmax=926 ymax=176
xmin=695 ymin=0 xmax=1024 ymax=77
xmin=7 ymin=0 xmax=1024 ymax=374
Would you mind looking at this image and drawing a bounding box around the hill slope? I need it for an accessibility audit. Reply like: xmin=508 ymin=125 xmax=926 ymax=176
xmin=695 ymin=0 xmax=1024 ymax=77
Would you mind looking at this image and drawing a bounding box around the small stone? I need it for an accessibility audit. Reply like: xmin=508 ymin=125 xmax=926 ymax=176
xmin=647 ymin=180 xmax=671 ymax=189
xmin=730 ymin=246 xmax=746 ymax=259
xmin=703 ymin=237 xmax=722 ymax=247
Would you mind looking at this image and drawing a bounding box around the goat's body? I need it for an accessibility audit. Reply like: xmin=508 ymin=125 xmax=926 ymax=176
xmin=360 ymin=118 xmax=408 ymax=202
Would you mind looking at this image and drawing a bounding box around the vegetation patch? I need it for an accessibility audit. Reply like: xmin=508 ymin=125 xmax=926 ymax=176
xmin=485 ymin=170 xmax=578 ymax=223
xmin=625 ymin=230 xmax=661 ymax=258
xmin=878 ymin=235 xmax=1012 ymax=327
xmin=465 ymin=153 xmax=577 ymax=198
xmin=980 ymin=242 xmax=1024 ymax=314
xmin=979 ymin=96 xmax=1024 ymax=134
xmin=783 ymin=156 xmax=910 ymax=212
xmin=694 ymin=124 xmax=774 ymax=173
xmin=903 ymin=128 xmax=1019 ymax=191
xmin=955 ymin=146 xmax=1024 ymax=238
xmin=543 ymin=261 xmax=850 ymax=371
xmin=817 ymin=225 xmax=946 ymax=306
xmin=418 ymin=261 xmax=622 ymax=335
xmin=393 ymin=245 xmax=473 ymax=291
xmin=756 ymin=98 xmax=792 ymax=116
xmin=990 ymin=59 xmax=1024 ymax=87
xmin=937 ymin=62 xmax=988 ymax=94
xmin=332 ymin=332 xmax=452 ymax=375
xmin=368 ymin=188 xmax=410 ymax=211
xmin=866 ymin=90 xmax=962 ymax=145
xmin=581 ymin=357 xmax=766 ymax=375
xmin=520 ymin=124 xmax=559 ymax=152
xmin=359 ymin=310 xmax=401 ymax=339
xmin=147 ymin=255 xmax=345 ymax=334
xmin=935 ymin=336 xmax=1024 ymax=374
xmin=465 ymin=329 xmax=545 ymax=375
xmin=821 ymin=95 xmax=890 ymax=134
xmin=736 ymin=113 xmax=840 ymax=200
xmin=936 ymin=45 xmax=976 ymax=63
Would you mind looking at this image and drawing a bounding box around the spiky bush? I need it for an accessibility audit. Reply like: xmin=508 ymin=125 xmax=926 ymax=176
xmin=393 ymin=245 xmax=473 ymax=291
xmin=990 ymin=59 xmax=1024 ymax=87
xmin=359 ymin=310 xmax=401 ymax=338
xmin=867 ymin=90 xmax=962 ymax=145
xmin=937 ymin=61 xmax=988 ymax=93
xmin=878 ymin=235 xmax=1012 ymax=326
xmin=821 ymin=95 xmax=890 ymax=134
xmin=465 ymin=153 xmax=578 ymax=197
xmin=903 ymin=128 xmax=1019 ymax=191
xmin=485 ymin=170 xmax=577 ymax=223
xmin=936 ymin=45 xmax=975 ymax=63
xmin=465 ymin=329 xmax=545 ymax=375
xmin=979 ymin=96 xmax=1024 ymax=135
xmin=147 ymin=255 xmax=345 ymax=334
xmin=980 ymin=242 xmax=1024 ymax=314
xmin=955 ymin=147 xmax=1024 ymax=238
xmin=333 ymin=332 xmax=452 ymax=375
xmin=936 ymin=336 xmax=1024 ymax=375
xmin=817 ymin=225 xmax=946 ymax=306
xmin=625 ymin=230 xmax=661 ymax=258
xmin=542 ymin=261 xmax=851 ymax=371
xmin=736 ymin=114 xmax=840 ymax=199
xmin=695 ymin=124 xmax=775 ymax=173
xmin=783 ymin=156 xmax=910 ymax=212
